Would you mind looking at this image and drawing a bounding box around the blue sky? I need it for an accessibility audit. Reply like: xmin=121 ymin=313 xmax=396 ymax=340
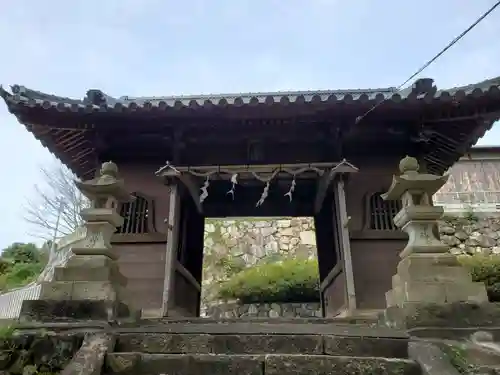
xmin=0 ymin=0 xmax=499 ymax=248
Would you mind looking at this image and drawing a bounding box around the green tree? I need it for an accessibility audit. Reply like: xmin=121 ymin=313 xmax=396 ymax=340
xmin=0 ymin=258 xmax=11 ymax=274
xmin=1 ymin=243 xmax=41 ymax=264
xmin=0 ymin=242 xmax=47 ymax=291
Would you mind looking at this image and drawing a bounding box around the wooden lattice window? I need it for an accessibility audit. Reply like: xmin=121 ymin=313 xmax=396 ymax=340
xmin=368 ymin=192 xmax=402 ymax=231
xmin=117 ymin=193 xmax=156 ymax=234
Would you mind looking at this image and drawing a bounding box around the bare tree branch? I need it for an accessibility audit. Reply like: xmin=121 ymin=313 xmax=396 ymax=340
xmin=24 ymin=162 xmax=89 ymax=240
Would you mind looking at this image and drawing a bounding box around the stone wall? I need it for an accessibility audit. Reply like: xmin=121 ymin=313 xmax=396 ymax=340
xmin=202 ymin=214 xmax=500 ymax=307
xmin=439 ymin=215 xmax=500 ymax=255
xmin=0 ymin=330 xmax=82 ymax=374
xmin=202 ymin=217 xmax=317 ymax=303
xmin=204 ymin=302 xmax=322 ymax=319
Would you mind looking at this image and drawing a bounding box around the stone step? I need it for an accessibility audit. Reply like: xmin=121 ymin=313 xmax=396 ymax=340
xmin=115 ymin=333 xmax=409 ymax=358
xmin=105 ymin=352 xmax=421 ymax=375
xmin=138 ymin=317 xmax=379 ymax=325
xmin=116 ymin=319 xmax=403 ymax=337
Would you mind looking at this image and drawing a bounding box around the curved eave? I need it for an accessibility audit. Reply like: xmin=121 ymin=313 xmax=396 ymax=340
xmin=1 ymin=78 xmax=500 ymax=179
xmin=423 ymin=117 xmax=496 ymax=176
xmin=1 ymin=80 xmax=500 ymax=112
xmin=21 ymin=120 xmax=96 ymax=180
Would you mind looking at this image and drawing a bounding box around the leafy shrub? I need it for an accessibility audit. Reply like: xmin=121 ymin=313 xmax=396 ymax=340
xmin=217 ymin=258 xmax=320 ymax=304
xmin=213 ymin=257 xmax=246 ymax=278
xmin=0 ymin=262 xmax=44 ymax=290
xmin=0 ymin=242 xmax=47 ymax=292
xmin=458 ymin=254 xmax=500 ymax=302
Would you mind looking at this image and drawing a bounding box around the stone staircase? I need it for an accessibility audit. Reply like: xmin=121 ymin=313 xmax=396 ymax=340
xmin=104 ymin=318 xmax=422 ymax=375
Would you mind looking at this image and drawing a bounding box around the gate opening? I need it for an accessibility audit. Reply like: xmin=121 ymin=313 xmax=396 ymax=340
xmin=201 ymin=217 xmax=320 ymax=318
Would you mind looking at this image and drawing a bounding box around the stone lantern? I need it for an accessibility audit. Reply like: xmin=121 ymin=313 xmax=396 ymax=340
xmin=71 ymin=161 xmax=133 ymax=259
xmin=22 ymin=162 xmax=136 ymax=322
xmin=382 ymin=156 xmax=488 ymax=318
xmin=381 ymin=155 xmax=450 ymax=258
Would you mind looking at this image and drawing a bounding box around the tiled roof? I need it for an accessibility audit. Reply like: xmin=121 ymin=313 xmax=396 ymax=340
xmin=1 ymin=76 xmax=499 ymax=112
xmin=1 ymin=76 xmax=499 ymax=179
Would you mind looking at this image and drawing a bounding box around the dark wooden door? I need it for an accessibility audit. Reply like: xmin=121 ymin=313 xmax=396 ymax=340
xmin=315 ymin=191 xmax=345 ymax=317
xmin=173 ymin=186 xmax=205 ymax=317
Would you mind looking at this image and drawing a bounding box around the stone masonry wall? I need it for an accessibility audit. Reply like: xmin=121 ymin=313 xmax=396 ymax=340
xmin=202 ymin=217 xmax=317 ymax=303
xmin=205 ymin=302 xmax=322 ymax=318
xmin=439 ymin=215 xmax=500 ymax=255
xmin=202 ymin=215 xmax=500 ymax=307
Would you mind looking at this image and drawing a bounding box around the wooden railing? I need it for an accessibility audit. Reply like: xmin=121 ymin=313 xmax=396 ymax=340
xmin=319 ymin=263 xmax=346 ymax=317
xmin=175 ymin=261 xmax=201 ymax=292
xmin=171 ymin=261 xmax=201 ymax=317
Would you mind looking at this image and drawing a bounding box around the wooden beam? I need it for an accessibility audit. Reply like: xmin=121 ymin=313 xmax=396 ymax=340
xmin=423 ymin=110 xmax=500 ymax=123
xmin=423 ymin=154 xmax=448 ymax=170
xmin=59 ymin=134 xmax=85 ymax=150
xmin=187 ymin=134 xmax=325 ymax=144
xmin=157 ymin=161 xmax=352 ymax=175
xmin=314 ymin=163 xmax=358 ymax=213
xmin=71 ymin=148 xmax=94 ymax=163
xmin=64 ymin=139 xmax=88 ymax=154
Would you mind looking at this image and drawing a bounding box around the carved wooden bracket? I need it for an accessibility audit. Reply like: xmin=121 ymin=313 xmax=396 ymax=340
xmin=177 ymin=173 xmax=203 ymax=213
xmin=156 ymin=162 xmax=203 ymax=213
xmin=314 ymin=161 xmax=358 ymax=214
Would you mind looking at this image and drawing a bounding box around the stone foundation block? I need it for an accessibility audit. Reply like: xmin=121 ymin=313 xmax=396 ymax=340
xmin=389 ymin=279 xmax=488 ymax=307
xmin=19 ymin=299 xmax=132 ymax=322
xmin=265 ymin=354 xmax=420 ymax=375
xmin=396 ymin=253 xmax=470 ymax=283
xmin=385 ymin=290 xmax=395 ymax=307
xmin=71 ymin=281 xmax=120 ymax=301
xmin=39 ymin=281 xmax=73 ymax=300
xmin=106 ymin=353 xmax=263 ymax=375
xmin=66 ymin=254 xmax=114 ymax=268
xmin=382 ymin=302 xmax=500 ymax=329
xmin=398 ymin=264 xmax=471 ymax=283
xmin=392 ymin=281 xmax=447 ymax=305
xmin=54 ymin=264 xmax=126 ymax=285
xmin=40 ymin=280 xmax=125 ymax=302
xmin=141 ymin=308 xmax=163 ymax=319
xmin=116 ymin=333 xmax=324 ymax=355
xmin=107 ymin=353 xmax=420 ymax=375
xmin=444 ymin=282 xmax=489 ymax=303
xmin=323 ymin=335 xmax=409 ymax=358
xmin=387 ymin=252 xmax=489 ymax=308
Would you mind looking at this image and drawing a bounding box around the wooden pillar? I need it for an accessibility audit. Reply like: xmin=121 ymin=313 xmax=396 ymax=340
xmin=334 ymin=176 xmax=357 ymax=313
xmin=162 ymin=182 xmax=181 ymax=316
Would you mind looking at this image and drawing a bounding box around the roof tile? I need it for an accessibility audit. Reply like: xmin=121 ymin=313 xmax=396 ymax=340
xmin=2 ymin=76 xmax=499 ymax=113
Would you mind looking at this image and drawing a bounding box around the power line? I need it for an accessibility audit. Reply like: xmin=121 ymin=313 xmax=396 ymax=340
xmin=355 ymin=0 xmax=500 ymax=125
